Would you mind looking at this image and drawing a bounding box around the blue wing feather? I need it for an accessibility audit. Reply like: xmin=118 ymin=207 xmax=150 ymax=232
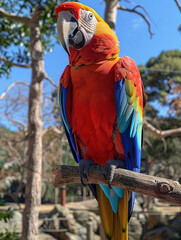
xmin=115 ymin=79 xmax=143 ymax=219
xmin=59 ymin=85 xmax=80 ymax=163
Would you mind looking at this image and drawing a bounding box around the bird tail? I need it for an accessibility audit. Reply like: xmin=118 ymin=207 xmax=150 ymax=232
xmin=97 ymin=185 xmax=128 ymax=240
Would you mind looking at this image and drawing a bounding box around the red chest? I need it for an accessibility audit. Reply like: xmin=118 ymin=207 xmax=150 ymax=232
xmin=70 ymin=64 xmax=124 ymax=166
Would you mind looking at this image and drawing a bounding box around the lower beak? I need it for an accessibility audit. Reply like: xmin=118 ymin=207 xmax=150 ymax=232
xmin=57 ymin=11 xmax=78 ymax=56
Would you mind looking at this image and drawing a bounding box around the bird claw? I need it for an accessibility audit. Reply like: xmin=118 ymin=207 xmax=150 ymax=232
xmin=79 ymin=159 xmax=97 ymax=187
xmin=103 ymin=159 xmax=126 ymax=187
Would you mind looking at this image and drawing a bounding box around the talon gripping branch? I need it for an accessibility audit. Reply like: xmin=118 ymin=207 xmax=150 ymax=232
xmin=55 ymin=2 xmax=146 ymax=240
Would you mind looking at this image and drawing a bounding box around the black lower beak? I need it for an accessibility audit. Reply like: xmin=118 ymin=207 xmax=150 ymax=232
xmin=68 ymin=19 xmax=85 ymax=50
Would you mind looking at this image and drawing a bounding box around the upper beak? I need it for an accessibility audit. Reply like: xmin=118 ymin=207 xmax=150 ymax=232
xmin=57 ymin=11 xmax=78 ymax=56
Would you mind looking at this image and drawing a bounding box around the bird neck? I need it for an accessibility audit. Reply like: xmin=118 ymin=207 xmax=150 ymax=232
xmin=68 ymin=34 xmax=120 ymax=66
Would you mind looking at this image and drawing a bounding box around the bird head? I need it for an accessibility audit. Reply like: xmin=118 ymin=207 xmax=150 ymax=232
xmin=55 ymin=2 xmax=119 ymax=60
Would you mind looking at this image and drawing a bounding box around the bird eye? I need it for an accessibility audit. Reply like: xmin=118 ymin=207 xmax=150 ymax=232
xmin=88 ymin=12 xmax=94 ymax=20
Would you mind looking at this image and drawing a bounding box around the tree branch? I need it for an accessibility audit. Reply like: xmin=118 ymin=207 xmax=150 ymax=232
xmin=117 ymin=5 xmax=154 ymax=38
xmin=0 ymin=8 xmax=30 ymax=26
xmin=0 ymin=56 xmax=31 ymax=69
xmin=42 ymin=125 xmax=63 ymax=135
xmin=174 ymin=0 xmax=181 ymax=12
xmin=2 ymin=137 xmax=23 ymax=162
xmin=31 ymin=5 xmax=43 ymax=22
xmin=43 ymin=73 xmax=58 ymax=88
xmin=0 ymin=81 xmax=30 ymax=100
xmin=143 ymin=120 xmax=181 ymax=138
xmin=5 ymin=111 xmax=27 ymax=132
xmin=52 ymin=165 xmax=181 ymax=206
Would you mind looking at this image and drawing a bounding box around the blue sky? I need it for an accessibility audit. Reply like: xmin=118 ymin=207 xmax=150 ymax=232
xmin=0 ymin=0 xmax=181 ymax=128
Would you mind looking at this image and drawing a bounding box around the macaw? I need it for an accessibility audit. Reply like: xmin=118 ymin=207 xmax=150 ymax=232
xmin=55 ymin=2 xmax=146 ymax=240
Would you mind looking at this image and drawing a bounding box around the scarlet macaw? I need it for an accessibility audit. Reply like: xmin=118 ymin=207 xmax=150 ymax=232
xmin=55 ymin=2 xmax=146 ymax=240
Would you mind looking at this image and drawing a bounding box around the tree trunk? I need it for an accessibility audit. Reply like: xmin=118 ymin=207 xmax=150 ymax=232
xmin=22 ymin=7 xmax=44 ymax=240
xmin=104 ymin=0 xmax=119 ymax=30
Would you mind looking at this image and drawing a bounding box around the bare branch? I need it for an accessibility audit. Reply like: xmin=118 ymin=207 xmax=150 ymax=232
xmin=2 ymin=138 xmax=23 ymax=162
xmin=43 ymin=126 xmax=63 ymax=135
xmin=5 ymin=112 xmax=27 ymax=132
xmin=52 ymin=165 xmax=181 ymax=206
xmin=133 ymin=5 xmax=150 ymax=16
xmin=0 ymin=8 xmax=30 ymax=26
xmin=1 ymin=189 xmax=21 ymax=209
xmin=174 ymin=0 xmax=181 ymax=12
xmin=117 ymin=5 xmax=154 ymax=38
xmin=161 ymin=137 xmax=167 ymax=153
xmin=43 ymin=73 xmax=58 ymax=88
xmin=144 ymin=120 xmax=181 ymax=138
xmin=0 ymin=56 xmax=31 ymax=69
xmin=0 ymin=81 xmax=30 ymax=100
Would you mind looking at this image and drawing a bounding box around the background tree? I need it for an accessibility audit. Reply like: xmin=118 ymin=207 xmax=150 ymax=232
xmin=104 ymin=0 xmax=153 ymax=37
xmin=139 ymin=49 xmax=181 ymax=115
xmin=0 ymin=1 xmax=64 ymax=239
xmin=138 ymin=49 xmax=181 ymax=180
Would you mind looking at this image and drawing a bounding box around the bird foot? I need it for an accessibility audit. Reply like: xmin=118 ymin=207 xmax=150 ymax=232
xmin=79 ymin=159 xmax=97 ymax=186
xmin=103 ymin=159 xmax=126 ymax=188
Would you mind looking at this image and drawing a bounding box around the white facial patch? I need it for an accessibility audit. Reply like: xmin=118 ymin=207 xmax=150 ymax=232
xmin=79 ymin=9 xmax=97 ymax=45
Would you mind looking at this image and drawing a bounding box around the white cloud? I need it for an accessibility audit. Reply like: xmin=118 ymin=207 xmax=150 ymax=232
xmin=132 ymin=17 xmax=144 ymax=30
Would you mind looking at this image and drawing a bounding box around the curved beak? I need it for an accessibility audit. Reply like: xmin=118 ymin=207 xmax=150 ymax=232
xmin=57 ymin=11 xmax=78 ymax=56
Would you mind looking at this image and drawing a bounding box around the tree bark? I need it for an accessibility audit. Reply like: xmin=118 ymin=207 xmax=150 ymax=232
xmin=174 ymin=0 xmax=181 ymax=12
xmin=22 ymin=7 xmax=44 ymax=240
xmin=52 ymin=165 xmax=181 ymax=206
xmin=144 ymin=120 xmax=181 ymax=138
xmin=104 ymin=0 xmax=153 ymax=37
xmin=104 ymin=0 xmax=119 ymax=31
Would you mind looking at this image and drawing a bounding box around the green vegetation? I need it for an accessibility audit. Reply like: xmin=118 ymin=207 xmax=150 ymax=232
xmin=139 ymin=49 xmax=181 ymax=113
xmin=139 ymin=49 xmax=181 ymax=179
xmin=0 ymin=230 xmax=20 ymax=240
xmin=0 ymin=0 xmax=78 ymax=77
xmin=0 ymin=197 xmax=20 ymax=240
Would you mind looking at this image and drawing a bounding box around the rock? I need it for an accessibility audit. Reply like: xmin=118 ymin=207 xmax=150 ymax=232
xmin=94 ymin=234 xmax=101 ymax=240
xmin=64 ymin=232 xmax=82 ymax=240
xmin=136 ymin=194 xmax=146 ymax=210
xmin=138 ymin=213 xmax=146 ymax=223
xmin=167 ymin=166 xmax=175 ymax=178
xmin=51 ymin=205 xmax=79 ymax=233
xmin=143 ymin=214 xmax=163 ymax=233
xmin=38 ymin=233 xmax=57 ymax=240
xmin=73 ymin=210 xmax=101 ymax=232
xmin=41 ymin=205 xmax=76 ymax=238
xmin=129 ymin=216 xmax=142 ymax=236
xmin=167 ymin=213 xmax=181 ymax=239
xmin=142 ymin=226 xmax=171 ymax=240
xmin=41 ymin=205 xmax=98 ymax=240
xmin=133 ymin=200 xmax=143 ymax=212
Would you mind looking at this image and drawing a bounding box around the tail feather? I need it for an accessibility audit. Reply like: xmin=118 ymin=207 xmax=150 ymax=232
xmin=118 ymin=190 xmax=128 ymax=240
xmin=113 ymin=211 xmax=122 ymax=240
xmin=97 ymin=185 xmax=128 ymax=240
xmin=97 ymin=185 xmax=113 ymax=239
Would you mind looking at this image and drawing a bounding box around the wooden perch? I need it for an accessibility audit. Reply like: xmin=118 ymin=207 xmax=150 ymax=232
xmin=52 ymin=165 xmax=181 ymax=206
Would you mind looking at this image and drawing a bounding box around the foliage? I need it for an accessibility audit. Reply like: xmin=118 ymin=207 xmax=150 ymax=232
xmin=144 ymin=110 xmax=181 ymax=179
xmin=0 ymin=196 xmax=20 ymax=240
xmin=0 ymin=198 xmax=13 ymax=221
xmin=140 ymin=50 xmax=181 ymax=179
xmin=0 ymin=0 xmax=76 ymax=77
xmin=139 ymin=49 xmax=181 ymax=115
xmin=0 ymin=230 xmax=20 ymax=240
